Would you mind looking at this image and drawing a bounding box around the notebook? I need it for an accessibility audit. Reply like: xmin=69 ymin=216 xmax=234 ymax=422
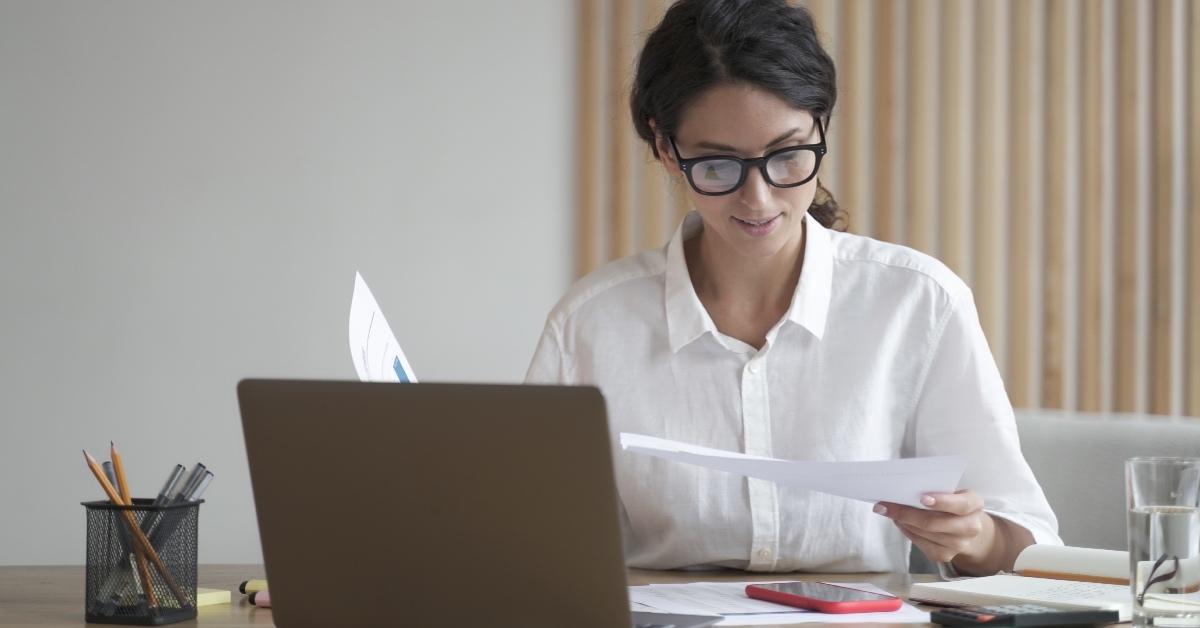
xmin=1011 ymin=545 xmax=1128 ymax=585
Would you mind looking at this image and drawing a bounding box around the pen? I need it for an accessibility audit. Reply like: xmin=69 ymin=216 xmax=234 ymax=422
xmin=101 ymin=460 xmax=133 ymax=555
xmin=155 ymin=465 xmax=186 ymax=506
xmin=101 ymin=461 xmax=119 ymax=490
xmin=188 ymin=471 xmax=214 ymax=501
xmin=141 ymin=464 xmax=186 ymax=536
xmin=149 ymin=469 xmax=213 ymax=548
xmin=95 ymin=462 xmax=131 ymax=607
xmin=173 ymin=463 xmax=208 ymax=503
xmin=146 ymin=462 xmax=205 ymax=545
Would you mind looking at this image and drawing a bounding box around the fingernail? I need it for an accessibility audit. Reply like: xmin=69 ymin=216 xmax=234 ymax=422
xmin=873 ymin=504 xmax=887 ymax=516
xmin=921 ymin=495 xmax=936 ymax=507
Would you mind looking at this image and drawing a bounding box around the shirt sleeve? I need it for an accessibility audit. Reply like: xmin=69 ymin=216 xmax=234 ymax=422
xmin=523 ymin=317 xmax=637 ymax=547
xmin=909 ymin=290 xmax=1063 ymax=547
xmin=524 ymin=319 xmax=569 ymax=385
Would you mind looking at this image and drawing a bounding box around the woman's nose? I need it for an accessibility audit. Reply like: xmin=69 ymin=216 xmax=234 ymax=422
xmin=738 ymin=165 xmax=771 ymax=209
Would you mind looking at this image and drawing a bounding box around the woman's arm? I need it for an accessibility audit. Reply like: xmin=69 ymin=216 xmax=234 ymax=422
xmin=887 ymin=286 xmax=1060 ymax=574
xmin=525 ymin=318 xmax=568 ymax=384
xmin=875 ymin=490 xmax=1036 ymax=575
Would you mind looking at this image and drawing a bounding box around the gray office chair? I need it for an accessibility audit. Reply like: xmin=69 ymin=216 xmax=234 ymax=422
xmin=910 ymin=409 xmax=1200 ymax=574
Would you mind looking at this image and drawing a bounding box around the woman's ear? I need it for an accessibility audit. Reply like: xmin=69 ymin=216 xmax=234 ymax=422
xmin=648 ymin=119 xmax=679 ymax=173
xmin=656 ymin=137 xmax=677 ymax=171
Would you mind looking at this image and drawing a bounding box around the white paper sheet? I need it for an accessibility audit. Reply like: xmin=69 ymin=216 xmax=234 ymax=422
xmin=348 ymin=271 xmax=417 ymax=383
xmin=629 ymin=581 xmax=930 ymax=625
xmin=620 ymin=433 xmax=965 ymax=509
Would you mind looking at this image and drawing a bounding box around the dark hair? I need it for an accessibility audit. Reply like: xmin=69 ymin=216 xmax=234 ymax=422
xmin=631 ymin=0 xmax=845 ymax=230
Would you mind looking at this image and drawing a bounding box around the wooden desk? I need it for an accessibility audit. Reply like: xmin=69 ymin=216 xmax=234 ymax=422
xmin=0 ymin=564 xmax=936 ymax=627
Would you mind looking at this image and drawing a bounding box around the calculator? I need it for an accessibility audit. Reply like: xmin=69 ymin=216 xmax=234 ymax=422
xmin=930 ymin=603 xmax=1120 ymax=626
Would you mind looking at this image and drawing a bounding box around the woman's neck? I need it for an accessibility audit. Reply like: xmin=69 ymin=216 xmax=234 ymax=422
xmin=685 ymin=218 xmax=807 ymax=321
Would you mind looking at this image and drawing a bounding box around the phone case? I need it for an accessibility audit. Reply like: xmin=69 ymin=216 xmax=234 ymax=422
xmin=745 ymin=583 xmax=903 ymax=614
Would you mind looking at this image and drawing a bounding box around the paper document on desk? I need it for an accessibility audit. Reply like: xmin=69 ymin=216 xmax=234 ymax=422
xmin=348 ymin=271 xmax=417 ymax=382
xmin=629 ymin=581 xmax=929 ymax=625
xmin=620 ymin=433 xmax=965 ymax=509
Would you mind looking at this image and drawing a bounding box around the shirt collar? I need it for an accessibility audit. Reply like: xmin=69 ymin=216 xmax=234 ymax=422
xmin=664 ymin=212 xmax=833 ymax=354
xmin=664 ymin=212 xmax=718 ymax=353
xmin=786 ymin=211 xmax=832 ymax=341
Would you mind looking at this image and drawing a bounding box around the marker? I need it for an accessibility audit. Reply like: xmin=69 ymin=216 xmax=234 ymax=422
xmin=142 ymin=464 xmax=186 ymax=535
xmin=147 ymin=468 xmax=214 ymax=547
xmin=101 ymin=461 xmax=119 ymax=490
xmin=239 ymin=579 xmax=268 ymax=595
xmin=155 ymin=465 xmax=186 ymax=506
xmin=173 ymin=463 xmax=208 ymax=502
xmin=186 ymin=470 xmax=214 ymax=501
xmin=100 ymin=460 xmax=133 ymax=554
xmin=248 ymin=590 xmax=271 ymax=607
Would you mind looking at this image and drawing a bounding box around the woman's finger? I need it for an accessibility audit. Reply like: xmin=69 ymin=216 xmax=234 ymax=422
xmin=897 ymin=521 xmax=973 ymax=555
xmin=882 ymin=503 xmax=981 ymax=537
xmin=921 ymin=489 xmax=984 ymax=516
xmin=895 ymin=522 xmax=960 ymax=564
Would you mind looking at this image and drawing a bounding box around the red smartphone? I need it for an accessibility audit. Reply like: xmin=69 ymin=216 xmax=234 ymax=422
xmin=745 ymin=581 xmax=903 ymax=613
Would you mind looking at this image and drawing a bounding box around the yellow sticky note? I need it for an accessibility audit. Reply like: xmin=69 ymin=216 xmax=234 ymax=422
xmin=196 ymin=587 xmax=232 ymax=607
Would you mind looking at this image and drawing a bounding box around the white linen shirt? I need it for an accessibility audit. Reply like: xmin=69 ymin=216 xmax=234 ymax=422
xmin=525 ymin=211 xmax=1061 ymax=573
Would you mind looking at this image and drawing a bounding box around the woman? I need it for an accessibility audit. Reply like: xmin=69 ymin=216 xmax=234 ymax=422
xmin=526 ymin=0 xmax=1059 ymax=575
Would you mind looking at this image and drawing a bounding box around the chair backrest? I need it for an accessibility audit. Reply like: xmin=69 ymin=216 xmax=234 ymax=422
xmin=1014 ymin=409 xmax=1200 ymax=550
xmin=910 ymin=409 xmax=1200 ymax=573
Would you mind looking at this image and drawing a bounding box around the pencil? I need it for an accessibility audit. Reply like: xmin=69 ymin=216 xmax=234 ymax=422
xmin=110 ymin=442 xmax=159 ymax=610
xmin=84 ymin=449 xmax=190 ymax=607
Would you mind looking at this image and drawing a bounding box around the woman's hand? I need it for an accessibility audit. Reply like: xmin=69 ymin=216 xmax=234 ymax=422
xmin=874 ymin=489 xmax=1028 ymax=575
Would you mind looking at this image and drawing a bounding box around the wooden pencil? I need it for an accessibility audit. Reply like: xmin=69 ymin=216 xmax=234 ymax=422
xmin=110 ymin=442 xmax=159 ymax=609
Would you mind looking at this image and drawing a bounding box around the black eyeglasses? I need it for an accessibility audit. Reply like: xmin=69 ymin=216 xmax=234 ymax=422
xmin=669 ymin=119 xmax=827 ymax=196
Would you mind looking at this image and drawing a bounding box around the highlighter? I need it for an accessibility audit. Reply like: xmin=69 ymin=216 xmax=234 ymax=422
xmin=248 ymin=590 xmax=271 ymax=608
xmin=239 ymin=579 xmax=268 ymax=595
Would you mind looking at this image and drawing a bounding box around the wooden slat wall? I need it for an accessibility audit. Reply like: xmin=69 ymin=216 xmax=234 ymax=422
xmin=871 ymin=0 xmax=902 ymax=245
xmin=1078 ymin=0 xmax=1105 ymax=412
xmin=609 ymin=0 xmax=634 ymax=260
xmin=1010 ymin=0 xmax=1043 ymax=407
xmin=937 ymin=0 xmax=972 ymax=282
xmin=637 ymin=0 xmax=668 ymax=250
xmin=575 ymin=0 xmax=1199 ymax=415
xmin=1114 ymin=0 xmax=1140 ymax=413
xmin=576 ymin=0 xmax=601 ymax=277
xmin=1151 ymin=0 xmax=1178 ymax=415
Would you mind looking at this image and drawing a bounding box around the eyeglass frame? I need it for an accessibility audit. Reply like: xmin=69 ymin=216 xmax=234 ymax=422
xmin=668 ymin=118 xmax=828 ymax=196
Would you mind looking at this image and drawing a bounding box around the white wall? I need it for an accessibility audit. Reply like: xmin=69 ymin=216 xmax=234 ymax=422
xmin=0 ymin=1 xmax=574 ymax=565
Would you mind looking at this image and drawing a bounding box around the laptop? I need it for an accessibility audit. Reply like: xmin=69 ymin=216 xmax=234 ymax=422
xmin=237 ymin=379 xmax=719 ymax=628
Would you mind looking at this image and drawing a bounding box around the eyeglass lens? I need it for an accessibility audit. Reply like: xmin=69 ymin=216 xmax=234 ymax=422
xmin=690 ymin=147 xmax=819 ymax=194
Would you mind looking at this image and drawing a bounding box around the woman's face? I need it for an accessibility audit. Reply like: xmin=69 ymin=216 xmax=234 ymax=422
xmin=656 ymin=83 xmax=821 ymax=263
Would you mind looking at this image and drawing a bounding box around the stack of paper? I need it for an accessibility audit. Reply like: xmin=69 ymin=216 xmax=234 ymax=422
xmin=629 ymin=581 xmax=929 ymax=626
xmin=348 ymin=271 xmax=417 ymax=383
xmin=620 ymin=433 xmax=966 ymax=508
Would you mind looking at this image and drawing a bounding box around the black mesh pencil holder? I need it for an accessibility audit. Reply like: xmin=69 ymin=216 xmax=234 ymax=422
xmin=82 ymin=499 xmax=202 ymax=625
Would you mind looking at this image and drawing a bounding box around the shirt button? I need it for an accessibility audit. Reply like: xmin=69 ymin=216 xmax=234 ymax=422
xmin=757 ymin=548 xmax=771 ymax=559
xmin=747 ymin=362 xmax=760 ymax=374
